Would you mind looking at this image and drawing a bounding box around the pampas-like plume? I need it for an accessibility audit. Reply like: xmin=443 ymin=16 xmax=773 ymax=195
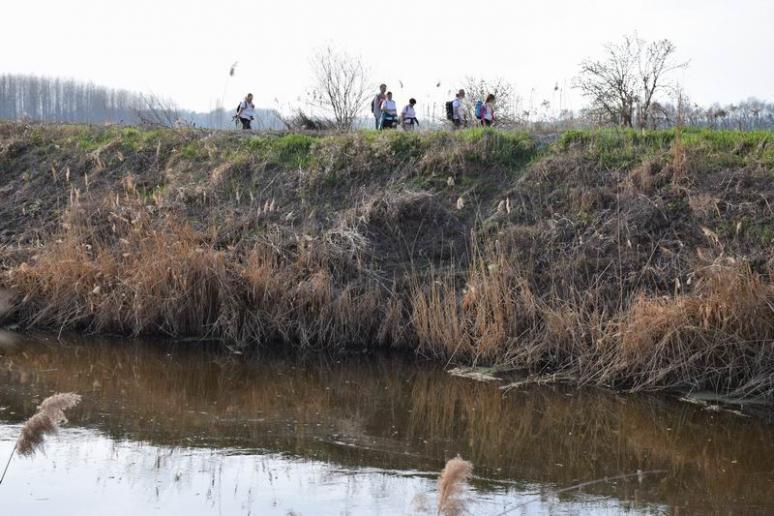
xmin=37 ymin=393 xmax=81 ymax=426
xmin=437 ymin=456 xmax=473 ymax=516
xmin=15 ymin=412 xmax=57 ymax=456
xmin=0 ymin=392 xmax=81 ymax=484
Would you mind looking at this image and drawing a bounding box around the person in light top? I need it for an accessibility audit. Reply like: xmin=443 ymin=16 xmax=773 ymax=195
xmin=452 ymin=89 xmax=466 ymax=129
xmin=400 ymin=98 xmax=418 ymax=130
xmin=371 ymin=83 xmax=387 ymax=129
xmin=379 ymin=91 xmax=398 ymax=129
xmin=480 ymin=94 xmax=496 ymax=126
xmin=236 ymin=93 xmax=255 ymax=130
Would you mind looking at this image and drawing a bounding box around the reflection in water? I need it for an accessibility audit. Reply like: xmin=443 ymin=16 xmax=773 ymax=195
xmin=0 ymin=333 xmax=773 ymax=515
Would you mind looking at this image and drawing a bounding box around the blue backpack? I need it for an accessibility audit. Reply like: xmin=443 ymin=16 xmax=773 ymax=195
xmin=474 ymin=100 xmax=483 ymax=120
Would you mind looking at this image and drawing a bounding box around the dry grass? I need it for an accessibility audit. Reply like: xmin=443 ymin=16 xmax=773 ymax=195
xmin=2 ymin=123 xmax=774 ymax=400
xmin=597 ymin=263 xmax=774 ymax=395
xmin=7 ymin=201 xmax=774 ymax=397
xmin=9 ymin=196 xmax=392 ymax=352
xmin=411 ymin=252 xmax=539 ymax=363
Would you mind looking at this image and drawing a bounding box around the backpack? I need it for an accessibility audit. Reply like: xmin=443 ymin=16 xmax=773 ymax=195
xmin=474 ymin=100 xmax=483 ymax=120
xmin=445 ymin=101 xmax=454 ymax=121
xmin=236 ymin=100 xmax=251 ymax=116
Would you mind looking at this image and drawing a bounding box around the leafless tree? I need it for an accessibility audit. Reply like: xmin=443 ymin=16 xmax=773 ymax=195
xmin=135 ymin=93 xmax=185 ymax=128
xmin=309 ymin=46 xmax=370 ymax=130
xmin=463 ymin=77 xmax=523 ymax=126
xmin=574 ymin=34 xmax=687 ymax=128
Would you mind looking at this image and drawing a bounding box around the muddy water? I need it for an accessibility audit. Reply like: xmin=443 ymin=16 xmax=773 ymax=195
xmin=0 ymin=334 xmax=773 ymax=515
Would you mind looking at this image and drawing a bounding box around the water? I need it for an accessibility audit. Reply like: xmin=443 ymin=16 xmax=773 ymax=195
xmin=0 ymin=333 xmax=773 ymax=515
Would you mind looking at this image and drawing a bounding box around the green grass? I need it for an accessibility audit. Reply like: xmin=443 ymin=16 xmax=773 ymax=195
xmin=385 ymin=131 xmax=424 ymax=160
xmin=16 ymin=123 xmax=773 ymax=177
xmin=558 ymin=128 xmax=774 ymax=169
xmin=272 ymin=134 xmax=315 ymax=168
xmin=241 ymin=133 xmax=316 ymax=168
xmin=180 ymin=141 xmax=208 ymax=160
xmin=457 ymin=128 xmax=539 ymax=169
xmin=75 ymin=127 xmax=116 ymax=152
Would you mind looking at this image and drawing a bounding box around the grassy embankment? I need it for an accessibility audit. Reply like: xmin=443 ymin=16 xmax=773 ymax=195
xmin=0 ymin=122 xmax=773 ymax=398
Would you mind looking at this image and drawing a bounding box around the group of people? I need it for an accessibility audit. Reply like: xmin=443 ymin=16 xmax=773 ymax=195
xmin=371 ymin=85 xmax=496 ymax=131
xmin=449 ymin=89 xmax=496 ymax=128
xmin=371 ymin=84 xmax=419 ymax=130
xmin=371 ymin=84 xmax=495 ymax=131
xmin=233 ymin=86 xmax=497 ymax=131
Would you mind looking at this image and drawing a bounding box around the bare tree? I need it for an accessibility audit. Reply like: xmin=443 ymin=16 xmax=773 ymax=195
xmin=463 ymin=77 xmax=522 ymax=126
xmin=574 ymin=34 xmax=687 ymax=128
xmin=309 ymin=46 xmax=370 ymax=130
xmin=135 ymin=93 xmax=184 ymax=128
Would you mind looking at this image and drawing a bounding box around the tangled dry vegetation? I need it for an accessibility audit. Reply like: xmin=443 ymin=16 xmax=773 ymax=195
xmin=1 ymin=123 xmax=773 ymax=398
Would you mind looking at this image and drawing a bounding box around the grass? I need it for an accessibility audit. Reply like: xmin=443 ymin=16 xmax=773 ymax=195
xmin=1 ymin=122 xmax=773 ymax=399
xmin=559 ymin=127 xmax=774 ymax=169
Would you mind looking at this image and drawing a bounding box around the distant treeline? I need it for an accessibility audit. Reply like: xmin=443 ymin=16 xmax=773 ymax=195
xmin=631 ymin=98 xmax=774 ymax=131
xmin=0 ymin=74 xmax=283 ymax=129
xmin=0 ymin=73 xmax=771 ymax=131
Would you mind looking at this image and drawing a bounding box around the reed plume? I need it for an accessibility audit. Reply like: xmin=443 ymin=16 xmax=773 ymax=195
xmin=437 ymin=456 xmax=473 ymax=516
xmin=37 ymin=393 xmax=81 ymax=426
xmin=0 ymin=392 xmax=81 ymax=484
xmin=15 ymin=412 xmax=57 ymax=456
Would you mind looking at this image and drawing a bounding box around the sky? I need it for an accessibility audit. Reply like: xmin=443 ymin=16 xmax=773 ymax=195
xmin=1 ymin=0 xmax=772 ymax=115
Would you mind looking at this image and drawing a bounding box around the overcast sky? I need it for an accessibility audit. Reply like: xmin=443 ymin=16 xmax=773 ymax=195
xmin=2 ymin=0 xmax=772 ymax=114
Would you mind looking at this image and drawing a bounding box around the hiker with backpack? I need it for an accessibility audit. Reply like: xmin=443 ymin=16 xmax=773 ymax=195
xmin=446 ymin=89 xmax=467 ymax=129
xmin=476 ymin=94 xmax=496 ymax=126
xmin=400 ymin=98 xmax=419 ymax=131
xmin=379 ymin=91 xmax=399 ymax=129
xmin=235 ymin=93 xmax=255 ymax=130
xmin=371 ymin=84 xmax=387 ymax=130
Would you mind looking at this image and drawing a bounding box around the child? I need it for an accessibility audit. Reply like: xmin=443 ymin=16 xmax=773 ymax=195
xmin=400 ymin=98 xmax=419 ymax=130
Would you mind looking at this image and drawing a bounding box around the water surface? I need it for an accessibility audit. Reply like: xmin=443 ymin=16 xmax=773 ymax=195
xmin=1 ymin=333 xmax=773 ymax=515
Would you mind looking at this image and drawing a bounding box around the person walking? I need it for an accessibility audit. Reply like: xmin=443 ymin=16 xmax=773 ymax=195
xmin=400 ymin=98 xmax=419 ymax=130
xmin=480 ymin=94 xmax=496 ymax=126
xmin=452 ymin=89 xmax=467 ymax=129
xmin=371 ymin=84 xmax=387 ymax=129
xmin=379 ymin=91 xmax=398 ymax=129
xmin=236 ymin=93 xmax=255 ymax=130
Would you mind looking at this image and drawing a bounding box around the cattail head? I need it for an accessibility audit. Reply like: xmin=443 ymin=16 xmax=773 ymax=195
xmin=437 ymin=456 xmax=473 ymax=516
